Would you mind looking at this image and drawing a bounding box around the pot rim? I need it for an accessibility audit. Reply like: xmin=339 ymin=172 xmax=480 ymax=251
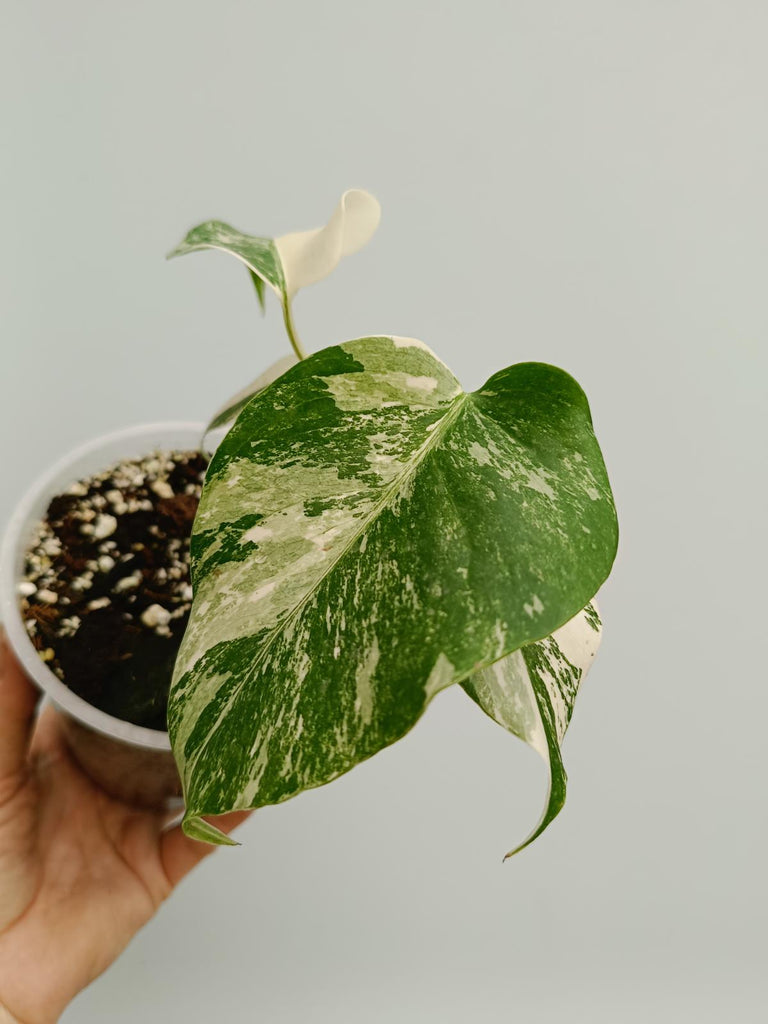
xmin=0 ymin=421 xmax=206 ymax=752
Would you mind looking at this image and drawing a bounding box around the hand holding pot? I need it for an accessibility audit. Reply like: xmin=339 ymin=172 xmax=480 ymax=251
xmin=0 ymin=632 xmax=248 ymax=1024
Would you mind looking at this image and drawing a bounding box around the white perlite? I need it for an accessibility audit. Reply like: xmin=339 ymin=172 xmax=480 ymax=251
xmin=114 ymin=574 xmax=141 ymax=592
xmin=150 ymin=480 xmax=174 ymax=499
xmin=92 ymin=514 xmax=118 ymax=540
xmin=141 ymin=604 xmax=172 ymax=629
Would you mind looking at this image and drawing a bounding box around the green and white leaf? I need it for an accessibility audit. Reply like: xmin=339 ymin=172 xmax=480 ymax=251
xmin=167 ymin=189 xmax=381 ymax=358
xmin=168 ymin=337 xmax=618 ymax=847
xmin=169 ymin=218 xmax=285 ymax=295
xmin=463 ymin=599 xmax=602 ymax=859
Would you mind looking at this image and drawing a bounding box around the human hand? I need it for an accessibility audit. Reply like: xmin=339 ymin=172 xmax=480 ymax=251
xmin=0 ymin=631 xmax=248 ymax=1023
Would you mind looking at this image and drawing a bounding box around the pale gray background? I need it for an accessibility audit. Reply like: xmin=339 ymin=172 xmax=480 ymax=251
xmin=1 ymin=1 xmax=765 ymax=1021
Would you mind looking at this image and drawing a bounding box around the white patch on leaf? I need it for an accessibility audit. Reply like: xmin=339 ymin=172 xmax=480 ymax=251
xmin=354 ymin=637 xmax=380 ymax=725
xmin=469 ymin=441 xmax=493 ymax=466
xmin=404 ymin=375 xmax=438 ymax=393
xmin=392 ymin=336 xmax=431 ymax=351
xmin=242 ymin=524 xmax=273 ymax=544
xmin=424 ymin=653 xmax=455 ymax=699
xmin=523 ymin=469 xmax=556 ymax=500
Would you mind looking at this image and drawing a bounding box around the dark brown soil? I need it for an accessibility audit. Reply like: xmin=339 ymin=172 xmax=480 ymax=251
xmin=19 ymin=450 xmax=209 ymax=730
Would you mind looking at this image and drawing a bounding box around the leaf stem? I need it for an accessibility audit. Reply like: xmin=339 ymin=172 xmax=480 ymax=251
xmin=281 ymin=297 xmax=307 ymax=361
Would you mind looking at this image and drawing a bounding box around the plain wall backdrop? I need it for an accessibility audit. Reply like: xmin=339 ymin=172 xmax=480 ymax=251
xmin=1 ymin=2 xmax=765 ymax=1021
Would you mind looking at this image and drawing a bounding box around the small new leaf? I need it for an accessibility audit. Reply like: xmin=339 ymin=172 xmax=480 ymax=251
xmin=167 ymin=189 xmax=381 ymax=361
xmin=167 ymin=220 xmax=285 ymax=295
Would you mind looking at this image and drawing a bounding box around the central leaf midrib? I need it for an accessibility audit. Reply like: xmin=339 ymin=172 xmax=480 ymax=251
xmin=184 ymin=389 xmax=470 ymax=778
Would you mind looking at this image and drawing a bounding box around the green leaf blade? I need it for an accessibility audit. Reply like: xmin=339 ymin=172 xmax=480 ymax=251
xmin=463 ymin=601 xmax=603 ymax=858
xmin=167 ymin=220 xmax=285 ymax=296
xmin=169 ymin=338 xmax=617 ymax=840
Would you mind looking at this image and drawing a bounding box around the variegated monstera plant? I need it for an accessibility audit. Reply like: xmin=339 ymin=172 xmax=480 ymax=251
xmin=167 ymin=191 xmax=618 ymax=858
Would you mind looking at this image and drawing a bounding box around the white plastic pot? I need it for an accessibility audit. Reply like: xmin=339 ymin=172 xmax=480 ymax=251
xmin=0 ymin=422 xmax=205 ymax=808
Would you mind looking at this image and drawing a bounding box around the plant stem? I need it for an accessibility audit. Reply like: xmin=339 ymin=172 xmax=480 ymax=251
xmin=281 ymin=297 xmax=307 ymax=361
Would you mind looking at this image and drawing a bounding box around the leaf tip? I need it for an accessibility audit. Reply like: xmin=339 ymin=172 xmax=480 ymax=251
xmin=182 ymin=814 xmax=242 ymax=847
xmin=502 ymin=844 xmax=524 ymax=863
xmin=249 ymin=269 xmax=267 ymax=313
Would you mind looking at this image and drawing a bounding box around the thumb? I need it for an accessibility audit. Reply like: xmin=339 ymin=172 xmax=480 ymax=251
xmin=0 ymin=630 xmax=39 ymax=790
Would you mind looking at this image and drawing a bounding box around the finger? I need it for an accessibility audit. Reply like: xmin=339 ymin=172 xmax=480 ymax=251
xmin=160 ymin=810 xmax=252 ymax=889
xmin=0 ymin=629 xmax=40 ymax=784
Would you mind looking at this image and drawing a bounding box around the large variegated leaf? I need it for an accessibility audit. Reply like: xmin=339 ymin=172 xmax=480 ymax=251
xmin=168 ymin=189 xmax=381 ymax=359
xmin=463 ymin=600 xmax=602 ymax=859
xmin=168 ymin=336 xmax=618 ymax=845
